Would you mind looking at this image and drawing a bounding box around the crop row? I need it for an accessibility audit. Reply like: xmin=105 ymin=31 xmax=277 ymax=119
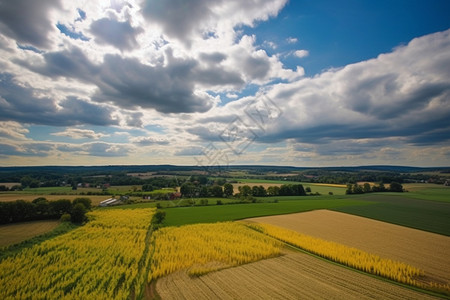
xmin=149 ymin=222 xmax=282 ymax=280
xmin=248 ymin=222 xmax=450 ymax=294
xmin=0 ymin=208 xmax=155 ymax=300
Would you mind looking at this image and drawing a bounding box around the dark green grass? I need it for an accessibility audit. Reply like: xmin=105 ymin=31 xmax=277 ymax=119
xmin=333 ymin=194 xmax=450 ymax=236
xmin=161 ymin=198 xmax=370 ymax=227
xmin=404 ymin=188 xmax=450 ymax=203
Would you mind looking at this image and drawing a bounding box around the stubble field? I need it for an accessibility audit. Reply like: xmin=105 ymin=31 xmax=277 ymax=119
xmin=248 ymin=210 xmax=450 ymax=285
xmin=0 ymin=220 xmax=60 ymax=247
xmin=156 ymin=251 xmax=440 ymax=300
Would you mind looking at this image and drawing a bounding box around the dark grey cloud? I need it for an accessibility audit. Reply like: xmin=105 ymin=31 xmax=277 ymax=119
xmin=0 ymin=0 xmax=61 ymax=49
xmin=93 ymin=53 xmax=212 ymax=113
xmin=0 ymin=73 xmax=118 ymax=126
xmin=194 ymin=66 xmax=244 ymax=87
xmin=23 ymin=46 xmax=230 ymax=113
xmin=90 ymin=18 xmax=143 ymax=51
xmin=242 ymin=55 xmax=271 ymax=79
xmin=32 ymin=46 xmax=98 ymax=79
xmin=199 ymin=52 xmax=227 ymax=63
xmin=140 ymin=0 xmax=287 ymax=45
xmin=186 ymin=126 xmax=222 ymax=141
xmin=141 ymin=0 xmax=218 ymax=44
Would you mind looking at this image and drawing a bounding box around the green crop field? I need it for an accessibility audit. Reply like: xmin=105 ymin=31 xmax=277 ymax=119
xmin=332 ymin=194 xmax=450 ymax=236
xmin=159 ymin=198 xmax=370 ymax=226
xmin=402 ymin=184 xmax=450 ymax=203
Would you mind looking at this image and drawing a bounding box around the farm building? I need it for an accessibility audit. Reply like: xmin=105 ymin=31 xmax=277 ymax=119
xmin=99 ymin=198 xmax=121 ymax=207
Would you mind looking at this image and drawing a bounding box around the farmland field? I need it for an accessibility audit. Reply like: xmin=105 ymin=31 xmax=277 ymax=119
xmin=0 ymin=208 xmax=156 ymax=299
xmin=402 ymin=184 xmax=450 ymax=203
xmin=248 ymin=210 xmax=450 ymax=285
xmin=0 ymin=220 xmax=60 ymax=247
xmin=333 ymin=194 xmax=450 ymax=235
xmin=156 ymin=251 xmax=440 ymax=300
xmin=159 ymin=198 xmax=370 ymax=226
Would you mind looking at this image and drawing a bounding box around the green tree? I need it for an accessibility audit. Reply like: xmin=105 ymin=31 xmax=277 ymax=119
xmin=210 ymin=185 xmax=223 ymax=197
xmin=352 ymin=184 xmax=364 ymax=194
xmin=389 ymin=182 xmax=403 ymax=192
xmin=73 ymin=198 xmax=92 ymax=210
xmin=363 ymin=183 xmax=372 ymax=193
xmin=223 ymin=183 xmax=234 ymax=197
xmin=238 ymin=185 xmax=252 ymax=197
xmin=50 ymin=199 xmax=72 ymax=216
xmin=153 ymin=210 xmax=166 ymax=224
xmin=142 ymin=184 xmax=154 ymax=192
xmin=345 ymin=184 xmax=353 ymax=195
xmin=180 ymin=183 xmax=195 ymax=198
xmin=267 ymin=186 xmax=280 ymax=196
xmin=71 ymin=203 xmax=87 ymax=223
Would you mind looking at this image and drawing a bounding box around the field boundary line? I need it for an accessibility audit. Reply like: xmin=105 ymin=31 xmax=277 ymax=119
xmin=243 ymin=222 xmax=449 ymax=299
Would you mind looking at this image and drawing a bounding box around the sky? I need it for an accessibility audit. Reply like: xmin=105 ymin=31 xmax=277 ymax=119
xmin=0 ymin=0 xmax=449 ymax=167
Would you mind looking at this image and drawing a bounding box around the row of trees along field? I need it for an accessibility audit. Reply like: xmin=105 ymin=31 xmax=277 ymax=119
xmin=179 ymin=182 xmax=307 ymax=198
xmin=345 ymin=182 xmax=404 ymax=194
xmin=0 ymin=197 xmax=91 ymax=224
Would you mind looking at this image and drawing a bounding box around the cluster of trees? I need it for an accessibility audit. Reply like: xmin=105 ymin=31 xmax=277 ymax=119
xmin=179 ymin=182 xmax=233 ymax=198
xmin=179 ymin=181 xmax=309 ymax=199
xmin=346 ymin=182 xmax=404 ymax=194
xmin=237 ymin=184 xmax=306 ymax=197
xmin=283 ymin=171 xmax=406 ymax=185
xmin=0 ymin=197 xmax=91 ymax=224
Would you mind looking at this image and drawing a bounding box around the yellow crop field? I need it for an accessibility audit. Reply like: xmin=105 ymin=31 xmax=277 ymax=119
xmin=0 ymin=208 xmax=155 ymax=300
xmin=149 ymin=222 xmax=282 ymax=280
xmin=249 ymin=222 xmax=450 ymax=294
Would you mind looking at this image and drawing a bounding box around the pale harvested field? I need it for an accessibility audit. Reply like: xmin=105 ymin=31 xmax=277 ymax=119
xmin=0 ymin=194 xmax=110 ymax=206
xmin=0 ymin=220 xmax=60 ymax=247
xmin=248 ymin=210 xmax=450 ymax=284
xmin=156 ymin=251 xmax=439 ymax=300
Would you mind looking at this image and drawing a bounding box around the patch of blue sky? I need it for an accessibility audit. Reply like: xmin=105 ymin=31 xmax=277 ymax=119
xmin=76 ymin=8 xmax=86 ymax=21
xmin=56 ymin=23 xmax=89 ymax=41
xmin=210 ymin=84 xmax=261 ymax=106
xmin=17 ymin=44 xmax=43 ymax=54
xmin=143 ymin=124 xmax=165 ymax=133
xmin=242 ymin=0 xmax=450 ymax=76
xmin=25 ymin=125 xmax=73 ymax=143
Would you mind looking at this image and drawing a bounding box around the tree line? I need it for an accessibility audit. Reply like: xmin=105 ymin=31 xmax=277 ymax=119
xmin=179 ymin=182 xmax=307 ymax=198
xmin=345 ymin=182 xmax=404 ymax=194
xmin=0 ymin=197 xmax=91 ymax=224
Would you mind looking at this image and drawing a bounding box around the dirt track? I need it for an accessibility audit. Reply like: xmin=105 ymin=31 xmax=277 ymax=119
xmin=247 ymin=210 xmax=450 ymax=284
xmin=156 ymin=251 xmax=439 ymax=300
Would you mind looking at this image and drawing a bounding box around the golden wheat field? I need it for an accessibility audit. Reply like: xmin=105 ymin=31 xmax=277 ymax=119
xmin=248 ymin=210 xmax=450 ymax=285
xmin=149 ymin=222 xmax=282 ymax=280
xmin=0 ymin=208 xmax=155 ymax=300
xmin=157 ymin=251 xmax=440 ymax=300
